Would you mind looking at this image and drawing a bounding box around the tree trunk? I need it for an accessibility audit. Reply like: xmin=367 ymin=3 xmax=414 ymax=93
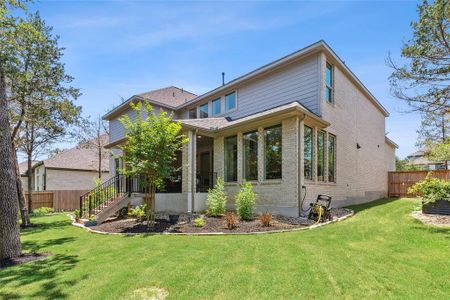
xmin=0 ymin=62 xmax=22 ymax=259
xmin=98 ymin=145 xmax=102 ymax=179
xmin=27 ymin=152 xmax=33 ymax=213
xmin=145 ymin=182 xmax=156 ymax=228
xmin=13 ymin=151 xmax=30 ymax=227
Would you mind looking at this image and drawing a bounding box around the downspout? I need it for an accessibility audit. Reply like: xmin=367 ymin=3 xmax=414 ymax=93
xmin=190 ymin=129 xmax=198 ymax=214
xmin=298 ymin=114 xmax=307 ymax=217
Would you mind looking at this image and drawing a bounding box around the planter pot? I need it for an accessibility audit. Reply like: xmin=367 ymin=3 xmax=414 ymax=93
xmin=422 ymin=199 xmax=450 ymax=215
xmin=169 ymin=214 xmax=180 ymax=225
xmin=84 ymin=220 xmax=97 ymax=227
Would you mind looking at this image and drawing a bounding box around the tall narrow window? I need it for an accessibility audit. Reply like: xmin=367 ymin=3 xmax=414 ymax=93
xmin=199 ymin=103 xmax=209 ymax=118
xmin=212 ymin=98 xmax=221 ymax=116
xmin=225 ymin=91 xmax=236 ymax=111
xmin=325 ymin=62 xmax=334 ymax=103
xmin=243 ymin=131 xmax=258 ymax=181
xmin=317 ymin=131 xmax=325 ymax=181
xmin=264 ymin=125 xmax=282 ymax=180
xmin=189 ymin=108 xmax=197 ymax=119
xmin=304 ymin=125 xmax=313 ymax=180
xmin=328 ymin=134 xmax=336 ymax=182
xmin=224 ymin=136 xmax=237 ymax=182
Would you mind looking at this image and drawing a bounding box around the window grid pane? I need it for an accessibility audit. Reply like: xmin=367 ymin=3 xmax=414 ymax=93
xmin=199 ymin=103 xmax=208 ymax=118
xmin=212 ymin=98 xmax=221 ymax=116
xmin=224 ymin=136 xmax=237 ymax=182
xmin=328 ymin=135 xmax=336 ymax=182
xmin=189 ymin=108 xmax=197 ymax=119
xmin=304 ymin=125 xmax=313 ymax=180
xmin=317 ymin=131 xmax=325 ymax=181
xmin=264 ymin=125 xmax=282 ymax=180
xmin=225 ymin=92 xmax=236 ymax=111
xmin=243 ymin=131 xmax=258 ymax=181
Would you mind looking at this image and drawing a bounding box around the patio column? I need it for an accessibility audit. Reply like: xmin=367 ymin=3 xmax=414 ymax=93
xmin=298 ymin=116 xmax=305 ymax=216
xmin=186 ymin=130 xmax=197 ymax=213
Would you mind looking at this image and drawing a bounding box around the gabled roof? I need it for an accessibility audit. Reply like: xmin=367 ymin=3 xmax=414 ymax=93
xmin=33 ymin=135 xmax=110 ymax=172
xmin=103 ymin=86 xmax=197 ymax=120
xmin=385 ymin=137 xmax=398 ymax=149
xmin=18 ymin=160 xmax=38 ymax=176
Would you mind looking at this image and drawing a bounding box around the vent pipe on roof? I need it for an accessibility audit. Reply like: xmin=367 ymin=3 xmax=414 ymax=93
xmin=222 ymin=72 xmax=225 ymax=86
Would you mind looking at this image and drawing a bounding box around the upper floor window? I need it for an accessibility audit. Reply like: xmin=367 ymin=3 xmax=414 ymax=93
xmin=212 ymin=98 xmax=221 ymax=116
xmin=328 ymin=134 xmax=336 ymax=182
xmin=304 ymin=125 xmax=313 ymax=180
xmin=243 ymin=131 xmax=258 ymax=181
xmin=264 ymin=125 xmax=282 ymax=180
xmin=199 ymin=103 xmax=209 ymax=118
xmin=325 ymin=62 xmax=334 ymax=103
xmin=225 ymin=92 xmax=236 ymax=111
xmin=224 ymin=136 xmax=238 ymax=182
xmin=189 ymin=108 xmax=197 ymax=119
xmin=317 ymin=130 xmax=325 ymax=181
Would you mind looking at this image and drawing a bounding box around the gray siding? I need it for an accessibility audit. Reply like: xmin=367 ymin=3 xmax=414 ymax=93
xmin=231 ymin=55 xmax=320 ymax=119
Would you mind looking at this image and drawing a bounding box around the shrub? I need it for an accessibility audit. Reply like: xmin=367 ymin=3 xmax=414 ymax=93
xmin=31 ymin=207 xmax=54 ymax=216
xmin=206 ymin=177 xmax=227 ymax=216
xmin=74 ymin=209 xmax=81 ymax=221
xmin=193 ymin=217 xmax=205 ymax=227
xmin=409 ymin=172 xmax=450 ymax=204
xmin=259 ymin=212 xmax=272 ymax=227
xmin=235 ymin=181 xmax=257 ymax=221
xmin=129 ymin=204 xmax=147 ymax=222
xmin=224 ymin=212 xmax=237 ymax=230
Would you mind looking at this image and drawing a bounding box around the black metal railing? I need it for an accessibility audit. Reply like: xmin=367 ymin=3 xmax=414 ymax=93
xmin=79 ymin=174 xmax=149 ymax=218
xmin=196 ymin=172 xmax=217 ymax=192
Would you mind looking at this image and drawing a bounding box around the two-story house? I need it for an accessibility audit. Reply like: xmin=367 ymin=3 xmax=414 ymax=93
xmin=103 ymin=40 xmax=397 ymax=218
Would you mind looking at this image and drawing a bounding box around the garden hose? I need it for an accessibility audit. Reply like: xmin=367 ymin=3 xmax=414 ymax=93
xmin=314 ymin=204 xmax=324 ymax=224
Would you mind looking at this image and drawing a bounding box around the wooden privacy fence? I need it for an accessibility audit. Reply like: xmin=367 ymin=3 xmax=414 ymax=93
xmin=25 ymin=190 xmax=89 ymax=211
xmin=388 ymin=170 xmax=450 ymax=198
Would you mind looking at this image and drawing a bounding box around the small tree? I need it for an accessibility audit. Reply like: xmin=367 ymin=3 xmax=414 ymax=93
xmin=427 ymin=141 xmax=450 ymax=169
xmin=120 ymin=102 xmax=187 ymax=227
xmin=206 ymin=177 xmax=227 ymax=216
xmin=235 ymin=181 xmax=257 ymax=221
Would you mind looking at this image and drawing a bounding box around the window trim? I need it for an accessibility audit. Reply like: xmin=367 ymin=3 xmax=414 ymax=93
xmin=212 ymin=98 xmax=222 ymax=116
xmin=304 ymin=125 xmax=314 ymax=181
xmin=199 ymin=103 xmax=209 ymax=119
xmin=243 ymin=130 xmax=258 ymax=181
xmin=263 ymin=124 xmax=282 ymax=180
xmin=328 ymin=133 xmax=336 ymax=183
xmin=325 ymin=62 xmax=334 ymax=104
xmin=224 ymin=135 xmax=238 ymax=183
xmin=225 ymin=91 xmax=237 ymax=113
xmin=317 ymin=130 xmax=326 ymax=182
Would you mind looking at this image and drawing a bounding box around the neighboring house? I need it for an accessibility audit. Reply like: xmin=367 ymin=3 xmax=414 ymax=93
xmin=19 ymin=160 xmax=38 ymax=191
xmin=20 ymin=143 xmax=110 ymax=191
xmin=103 ymin=40 xmax=397 ymax=217
xmin=406 ymin=150 xmax=448 ymax=170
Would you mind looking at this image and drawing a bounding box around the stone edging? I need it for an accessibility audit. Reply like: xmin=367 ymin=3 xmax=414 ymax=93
xmin=70 ymin=210 xmax=354 ymax=236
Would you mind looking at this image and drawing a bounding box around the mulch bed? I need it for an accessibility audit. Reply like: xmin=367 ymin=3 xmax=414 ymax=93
xmin=411 ymin=211 xmax=450 ymax=227
xmin=0 ymin=252 xmax=49 ymax=269
xmin=89 ymin=208 xmax=353 ymax=234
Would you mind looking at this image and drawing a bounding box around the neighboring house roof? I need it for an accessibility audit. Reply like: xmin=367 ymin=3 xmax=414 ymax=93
xmin=406 ymin=149 xmax=445 ymax=166
xmin=33 ymin=136 xmax=110 ymax=172
xmin=104 ymin=40 xmax=389 ymax=121
xmin=18 ymin=160 xmax=38 ymax=176
xmin=103 ymin=86 xmax=197 ymax=120
xmin=385 ymin=137 xmax=398 ymax=149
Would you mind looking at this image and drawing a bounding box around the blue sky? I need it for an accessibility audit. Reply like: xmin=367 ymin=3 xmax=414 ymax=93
xmin=29 ymin=0 xmax=421 ymax=158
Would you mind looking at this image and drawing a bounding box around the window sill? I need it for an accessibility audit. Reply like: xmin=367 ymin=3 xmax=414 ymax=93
xmin=260 ymin=179 xmax=282 ymax=185
xmin=224 ymin=182 xmax=238 ymax=186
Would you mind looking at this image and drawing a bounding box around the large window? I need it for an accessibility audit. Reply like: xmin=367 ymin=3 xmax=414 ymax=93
xmin=189 ymin=108 xmax=197 ymax=119
xmin=317 ymin=131 xmax=325 ymax=181
xmin=328 ymin=134 xmax=336 ymax=182
xmin=225 ymin=92 xmax=236 ymax=111
xmin=224 ymin=136 xmax=237 ymax=182
xmin=212 ymin=98 xmax=221 ymax=116
xmin=304 ymin=125 xmax=313 ymax=180
xmin=264 ymin=125 xmax=282 ymax=180
xmin=325 ymin=62 xmax=334 ymax=103
xmin=243 ymin=131 xmax=258 ymax=181
xmin=199 ymin=103 xmax=209 ymax=118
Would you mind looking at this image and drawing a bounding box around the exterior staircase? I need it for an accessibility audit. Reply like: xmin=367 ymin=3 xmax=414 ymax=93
xmin=80 ymin=174 xmax=147 ymax=224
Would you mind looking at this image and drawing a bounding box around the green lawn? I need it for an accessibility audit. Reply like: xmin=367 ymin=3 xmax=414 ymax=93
xmin=0 ymin=198 xmax=449 ymax=299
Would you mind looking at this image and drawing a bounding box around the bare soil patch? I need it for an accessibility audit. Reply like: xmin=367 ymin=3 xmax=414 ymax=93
xmin=89 ymin=208 xmax=353 ymax=234
xmin=412 ymin=211 xmax=450 ymax=227
xmin=0 ymin=252 xmax=49 ymax=269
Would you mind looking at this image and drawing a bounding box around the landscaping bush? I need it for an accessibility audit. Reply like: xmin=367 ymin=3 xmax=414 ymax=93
xmin=206 ymin=177 xmax=227 ymax=216
xmin=193 ymin=217 xmax=205 ymax=227
xmin=31 ymin=207 xmax=54 ymax=216
xmin=74 ymin=209 xmax=81 ymax=221
xmin=259 ymin=212 xmax=272 ymax=227
xmin=129 ymin=204 xmax=147 ymax=222
xmin=235 ymin=181 xmax=257 ymax=221
xmin=409 ymin=172 xmax=450 ymax=204
xmin=224 ymin=212 xmax=237 ymax=229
